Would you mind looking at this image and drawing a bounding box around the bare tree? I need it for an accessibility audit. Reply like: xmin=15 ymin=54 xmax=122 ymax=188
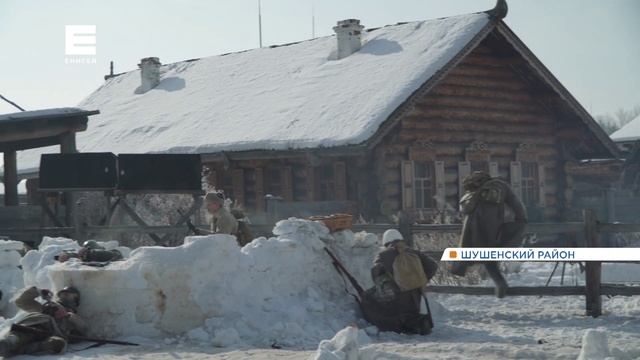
xmin=595 ymin=105 xmax=640 ymax=135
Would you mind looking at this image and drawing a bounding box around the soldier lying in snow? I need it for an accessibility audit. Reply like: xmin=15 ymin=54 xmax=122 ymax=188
xmin=366 ymin=229 xmax=438 ymax=335
xmin=0 ymin=286 xmax=86 ymax=357
xmin=55 ymin=240 xmax=123 ymax=263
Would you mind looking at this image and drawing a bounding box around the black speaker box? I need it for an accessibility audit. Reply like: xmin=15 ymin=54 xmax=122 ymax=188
xmin=39 ymin=153 xmax=118 ymax=191
xmin=117 ymin=154 xmax=202 ymax=192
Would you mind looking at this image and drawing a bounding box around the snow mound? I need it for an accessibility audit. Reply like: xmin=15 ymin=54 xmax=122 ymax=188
xmin=311 ymin=326 xmax=422 ymax=360
xmin=0 ymin=240 xmax=24 ymax=317
xmin=33 ymin=219 xmax=380 ymax=347
xmin=577 ymin=329 xmax=611 ymax=360
xmin=313 ymin=326 xmax=364 ymax=360
xmin=20 ymin=237 xmax=131 ymax=290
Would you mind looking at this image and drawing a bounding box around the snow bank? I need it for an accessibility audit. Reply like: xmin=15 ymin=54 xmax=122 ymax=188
xmin=20 ymin=237 xmax=131 ymax=290
xmin=312 ymin=326 xmax=367 ymax=360
xmin=0 ymin=240 xmax=24 ymax=317
xmin=34 ymin=219 xmax=380 ymax=347
xmin=311 ymin=326 xmax=424 ymax=360
xmin=577 ymin=329 xmax=611 ymax=360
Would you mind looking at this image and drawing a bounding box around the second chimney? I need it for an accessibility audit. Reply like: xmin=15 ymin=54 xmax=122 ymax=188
xmin=138 ymin=57 xmax=161 ymax=93
xmin=333 ymin=19 xmax=364 ymax=59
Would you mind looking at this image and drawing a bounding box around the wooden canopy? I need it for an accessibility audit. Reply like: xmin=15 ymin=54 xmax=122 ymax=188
xmin=0 ymin=108 xmax=99 ymax=205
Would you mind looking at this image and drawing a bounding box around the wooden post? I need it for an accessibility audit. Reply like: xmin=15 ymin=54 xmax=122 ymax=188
xmin=603 ymin=186 xmax=616 ymax=246
xmin=583 ymin=209 xmax=602 ymax=318
xmin=398 ymin=210 xmax=413 ymax=247
xmin=3 ymin=150 xmax=19 ymax=206
xmin=60 ymin=133 xmax=77 ymax=227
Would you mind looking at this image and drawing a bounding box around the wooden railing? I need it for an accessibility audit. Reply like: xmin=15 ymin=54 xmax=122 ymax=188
xmin=357 ymin=209 xmax=640 ymax=318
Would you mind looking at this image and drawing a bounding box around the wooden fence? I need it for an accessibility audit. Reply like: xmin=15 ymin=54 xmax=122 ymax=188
xmin=352 ymin=209 xmax=640 ymax=318
xmin=2 ymin=209 xmax=640 ymax=317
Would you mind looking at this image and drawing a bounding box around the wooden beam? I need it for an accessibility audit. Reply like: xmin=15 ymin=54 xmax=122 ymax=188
xmin=59 ymin=133 xmax=77 ymax=226
xmin=3 ymin=151 xmax=18 ymax=206
xmin=425 ymin=285 xmax=640 ymax=297
xmin=425 ymin=285 xmax=585 ymax=296
xmin=0 ymin=136 xmax=61 ymax=152
xmin=0 ymin=118 xmax=87 ymax=143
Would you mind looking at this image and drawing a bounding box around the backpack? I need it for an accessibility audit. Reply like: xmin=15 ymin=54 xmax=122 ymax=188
xmin=392 ymin=243 xmax=428 ymax=292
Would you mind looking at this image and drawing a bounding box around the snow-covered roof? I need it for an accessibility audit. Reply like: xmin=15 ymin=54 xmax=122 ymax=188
xmin=611 ymin=114 xmax=640 ymax=142
xmin=13 ymin=13 xmax=491 ymax=174
xmin=0 ymin=107 xmax=91 ymax=124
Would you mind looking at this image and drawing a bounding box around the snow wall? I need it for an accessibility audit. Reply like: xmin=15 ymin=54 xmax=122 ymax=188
xmin=0 ymin=240 xmax=25 ymax=318
xmin=21 ymin=219 xmax=380 ymax=347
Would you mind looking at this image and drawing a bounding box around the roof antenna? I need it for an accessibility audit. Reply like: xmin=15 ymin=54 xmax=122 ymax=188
xmin=0 ymin=94 xmax=26 ymax=111
xmin=258 ymin=0 xmax=263 ymax=47
xmin=486 ymin=0 xmax=508 ymax=19
xmin=311 ymin=0 xmax=316 ymax=39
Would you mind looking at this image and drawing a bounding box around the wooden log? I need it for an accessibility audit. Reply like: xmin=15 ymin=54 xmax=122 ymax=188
xmin=425 ymin=286 xmax=585 ymax=296
xmin=598 ymin=223 xmax=640 ymax=233
xmin=441 ymin=74 xmax=528 ymax=90
xmin=424 ymin=284 xmax=640 ymax=297
xmin=448 ymin=64 xmax=522 ymax=79
xmin=403 ymin=118 xmax=553 ymax=135
xmin=431 ymin=84 xmax=535 ymax=102
xmin=420 ymin=94 xmax=543 ymax=113
xmin=462 ymin=54 xmax=524 ymax=67
xmin=397 ymin=131 xmax=556 ymax=146
xmin=412 ymin=105 xmax=552 ymax=124
xmin=60 ymin=133 xmax=77 ymax=226
xmin=583 ymin=209 xmax=602 ymax=318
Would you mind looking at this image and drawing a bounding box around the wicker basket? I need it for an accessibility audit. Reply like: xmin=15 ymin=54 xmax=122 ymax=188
xmin=308 ymin=213 xmax=353 ymax=232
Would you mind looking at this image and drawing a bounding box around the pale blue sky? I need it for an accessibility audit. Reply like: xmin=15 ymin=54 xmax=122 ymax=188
xmin=0 ymin=0 xmax=638 ymax=117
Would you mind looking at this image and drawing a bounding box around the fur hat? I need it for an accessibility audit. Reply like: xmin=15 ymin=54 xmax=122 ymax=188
xmin=204 ymin=191 xmax=225 ymax=204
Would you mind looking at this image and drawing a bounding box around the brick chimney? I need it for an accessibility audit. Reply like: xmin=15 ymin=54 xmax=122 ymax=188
xmin=138 ymin=57 xmax=161 ymax=93
xmin=333 ymin=19 xmax=364 ymax=59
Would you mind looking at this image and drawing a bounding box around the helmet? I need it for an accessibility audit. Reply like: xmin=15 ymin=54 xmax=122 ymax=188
xmin=204 ymin=191 xmax=225 ymax=205
xmin=82 ymin=240 xmax=103 ymax=250
xmin=382 ymin=229 xmax=404 ymax=246
xmin=57 ymin=286 xmax=80 ymax=309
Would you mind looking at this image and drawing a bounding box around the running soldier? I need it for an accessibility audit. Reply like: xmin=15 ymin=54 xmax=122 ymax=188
xmin=451 ymin=171 xmax=527 ymax=298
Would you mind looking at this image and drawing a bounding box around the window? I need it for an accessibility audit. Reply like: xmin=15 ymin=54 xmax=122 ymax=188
xmin=470 ymin=161 xmax=488 ymax=173
xmin=414 ymin=162 xmax=435 ymax=209
xmin=317 ymin=165 xmax=335 ymax=201
xmin=265 ymin=168 xmax=282 ymax=196
xmin=521 ymin=162 xmax=539 ymax=206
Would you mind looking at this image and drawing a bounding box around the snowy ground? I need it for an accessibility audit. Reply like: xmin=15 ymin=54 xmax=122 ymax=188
xmin=2 ymin=228 xmax=640 ymax=360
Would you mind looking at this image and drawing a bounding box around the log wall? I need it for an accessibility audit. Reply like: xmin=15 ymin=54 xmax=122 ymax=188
xmin=372 ymin=43 xmax=590 ymax=221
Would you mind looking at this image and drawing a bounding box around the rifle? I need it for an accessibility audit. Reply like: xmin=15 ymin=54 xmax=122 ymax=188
xmin=324 ymin=248 xmax=364 ymax=298
xmin=11 ymin=323 xmax=139 ymax=346
xmin=177 ymin=209 xmax=202 ymax=235
xmin=422 ymin=293 xmax=434 ymax=330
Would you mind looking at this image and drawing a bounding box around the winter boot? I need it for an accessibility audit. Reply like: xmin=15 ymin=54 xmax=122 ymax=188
xmin=484 ymin=262 xmax=508 ymax=298
xmin=449 ymin=261 xmax=468 ymax=277
xmin=24 ymin=336 xmax=67 ymax=355
xmin=0 ymin=339 xmax=10 ymax=357
xmin=0 ymin=333 xmax=22 ymax=357
xmin=41 ymin=336 xmax=67 ymax=354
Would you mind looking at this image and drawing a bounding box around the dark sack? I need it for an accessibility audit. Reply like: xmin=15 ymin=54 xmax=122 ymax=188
xmin=359 ymin=287 xmax=427 ymax=334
